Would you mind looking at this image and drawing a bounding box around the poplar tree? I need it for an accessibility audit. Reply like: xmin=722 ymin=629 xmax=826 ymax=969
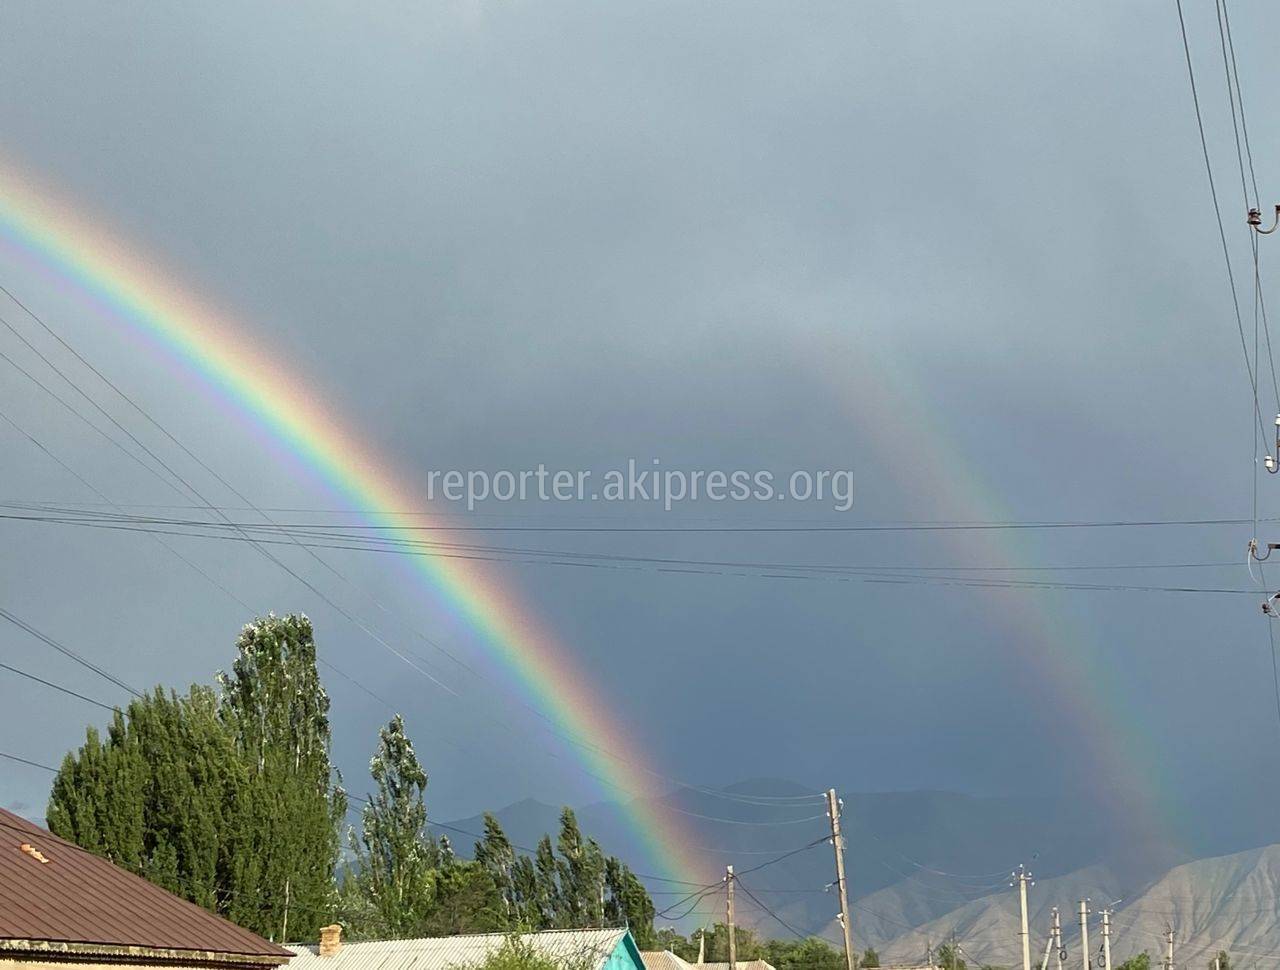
xmin=47 ymin=614 xmax=345 ymax=942
xmin=554 ymin=809 xmax=605 ymax=928
xmin=219 ymin=615 xmax=346 ymax=940
xmin=603 ymin=857 xmax=655 ymax=946
xmin=344 ymin=715 xmax=437 ymax=937
xmin=474 ymin=813 xmax=516 ymax=919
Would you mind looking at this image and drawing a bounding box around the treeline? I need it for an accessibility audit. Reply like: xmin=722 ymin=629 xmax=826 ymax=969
xmin=45 ymin=614 xmax=655 ymax=945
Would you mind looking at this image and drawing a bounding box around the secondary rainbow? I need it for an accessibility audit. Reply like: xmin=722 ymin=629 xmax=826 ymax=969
xmin=0 ymin=161 xmax=708 ymax=886
xmin=804 ymin=338 xmax=1177 ymax=836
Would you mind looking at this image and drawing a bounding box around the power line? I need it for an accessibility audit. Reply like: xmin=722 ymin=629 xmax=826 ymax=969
xmin=1 ymin=504 xmax=1258 ymax=573
xmin=0 ymin=660 xmax=120 ymax=712
xmin=0 ymin=303 xmax=462 ymax=698
xmin=1173 ymin=0 xmax=1269 ymax=446
xmin=0 ymin=605 xmax=139 ymax=697
xmin=734 ymin=875 xmax=809 ymax=941
xmin=0 ymin=294 xmax=831 ymax=813
xmin=0 ymin=509 xmax=1265 ymax=596
xmin=0 ymin=750 xmax=58 ymax=772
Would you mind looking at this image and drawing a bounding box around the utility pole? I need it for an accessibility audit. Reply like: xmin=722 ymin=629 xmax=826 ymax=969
xmin=725 ymin=865 xmax=736 ymax=970
xmin=1039 ymin=910 xmax=1057 ymax=970
xmin=1013 ymin=866 xmax=1034 ymax=970
xmin=1079 ymin=901 xmax=1091 ymax=970
xmin=1100 ymin=910 xmax=1112 ymax=970
xmin=1163 ymin=926 xmax=1174 ymax=970
xmin=1052 ymin=907 xmax=1063 ymax=970
xmin=827 ymin=788 xmax=856 ymax=970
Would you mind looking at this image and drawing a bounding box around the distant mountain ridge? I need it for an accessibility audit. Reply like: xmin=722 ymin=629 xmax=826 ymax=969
xmin=441 ymin=779 xmax=1280 ymax=953
xmin=877 ymin=844 xmax=1280 ymax=968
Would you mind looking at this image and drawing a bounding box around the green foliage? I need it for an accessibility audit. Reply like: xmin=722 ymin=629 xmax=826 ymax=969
xmin=48 ymin=613 xmax=656 ymax=945
xmin=698 ymin=923 xmax=765 ymax=962
xmin=47 ymin=615 xmax=345 ymax=941
xmin=937 ymin=942 xmax=966 ymax=970
xmin=1210 ymin=953 xmax=1230 ymax=970
xmin=1117 ymin=954 xmax=1150 ymax=970
xmin=343 ymin=715 xmax=438 ymax=937
xmin=424 ymin=856 xmax=508 ymax=936
xmin=652 ymin=928 xmax=696 ymax=962
xmin=764 ymin=937 xmax=845 ymax=970
xmin=461 ymin=935 xmax=588 ymax=970
xmin=861 ymin=948 xmax=881 ymax=969
xmin=604 ymin=856 xmax=656 ymax=949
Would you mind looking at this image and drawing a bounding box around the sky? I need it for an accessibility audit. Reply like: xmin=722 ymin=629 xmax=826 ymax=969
xmin=2 ymin=0 xmax=1280 ymax=869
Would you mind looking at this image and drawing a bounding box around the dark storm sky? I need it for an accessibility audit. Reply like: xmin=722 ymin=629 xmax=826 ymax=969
xmin=1 ymin=1 xmax=1277 ymax=853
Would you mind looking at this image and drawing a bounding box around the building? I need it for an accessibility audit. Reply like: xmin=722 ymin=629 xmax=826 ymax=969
xmin=640 ymin=953 xmax=776 ymax=970
xmin=288 ymin=926 xmax=644 ymax=970
xmin=0 ymin=807 xmax=291 ymax=970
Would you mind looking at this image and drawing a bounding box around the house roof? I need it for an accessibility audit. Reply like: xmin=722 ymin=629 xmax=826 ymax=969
xmin=287 ymin=928 xmax=634 ymax=970
xmin=640 ymin=954 xmax=775 ymax=970
xmin=640 ymin=952 xmax=692 ymax=970
xmin=0 ymin=808 xmax=291 ymax=963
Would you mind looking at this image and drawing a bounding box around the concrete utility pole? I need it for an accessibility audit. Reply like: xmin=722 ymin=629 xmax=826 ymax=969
xmin=1163 ymin=927 xmax=1174 ymax=970
xmin=1039 ymin=912 xmax=1057 ymax=970
xmin=827 ymin=788 xmax=856 ymax=970
xmin=725 ymin=865 xmax=737 ymax=970
xmin=1052 ymin=907 xmax=1064 ymax=970
xmin=1100 ymin=910 xmax=1112 ymax=970
xmin=1079 ymin=901 xmax=1091 ymax=970
xmin=1013 ymin=866 xmax=1034 ymax=970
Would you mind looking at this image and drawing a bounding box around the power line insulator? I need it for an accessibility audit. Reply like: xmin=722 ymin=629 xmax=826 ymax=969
xmin=1249 ymin=205 xmax=1280 ymax=234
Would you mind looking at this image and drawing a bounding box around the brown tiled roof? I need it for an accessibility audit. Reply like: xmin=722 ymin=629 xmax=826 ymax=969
xmin=0 ymin=808 xmax=290 ymax=963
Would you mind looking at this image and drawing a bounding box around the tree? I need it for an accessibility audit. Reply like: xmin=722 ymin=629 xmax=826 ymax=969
xmin=862 ymin=949 xmax=881 ymax=969
xmin=423 ymin=857 xmax=507 ymax=936
xmin=343 ymin=715 xmax=437 ymax=937
xmin=476 ymin=813 xmax=517 ymax=921
xmin=554 ymin=809 xmax=606 ymax=928
xmin=1210 ymin=953 xmax=1230 ymax=970
xmin=765 ymin=938 xmax=845 ymax=970
xmin=48 ymin=614 xmax=346 ymax=941
xmin=468 ymin=936 xmax=588 ymax=970
xmin=700 ymin=923 xmax=764 ymax=962
xmin=652 ymin=928 xmax=695 ymax=962
xmin=219 ymin=615 xmax=346 ymax=939
xmin=48 ymin=686 xmax=239 ymax=910
xmin=937 ymin=942 xmax=966 ymax=970
xmin=604 ymin=856 xmax=656 ymax=948
xmin=1116 ymin=954 xmax=1151 ymax=970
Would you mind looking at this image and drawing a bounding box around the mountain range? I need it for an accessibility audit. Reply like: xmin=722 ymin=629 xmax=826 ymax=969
xmin=442 ymin=780 xmax=1280 ymax=966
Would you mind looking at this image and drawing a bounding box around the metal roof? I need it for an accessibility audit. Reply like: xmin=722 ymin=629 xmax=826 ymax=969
xmin=640 ymin=952 xmax=693 ymax=970
xmin=0 ymin=807 xmax=291 ymax=963
xmin=640 ymin=954 xmax=776 ymax=970
xmin=288 ymin=928 xmax=632 ymax=970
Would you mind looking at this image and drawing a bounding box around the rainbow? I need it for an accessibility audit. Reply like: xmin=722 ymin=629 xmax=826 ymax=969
xmin=0 ymin=161 xmax=706 ymax=887
xmin=803 ymin=337 xmax=1175 ymax=835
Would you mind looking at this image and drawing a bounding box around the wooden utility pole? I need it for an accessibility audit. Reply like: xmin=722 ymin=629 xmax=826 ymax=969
xmin=1013 ymin=866 xmax=1034 ymax=970
xmin=827 ymin=789 xmax=856 ymax=970
xmin=725 ymin=865 xmax=737 ymax=970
